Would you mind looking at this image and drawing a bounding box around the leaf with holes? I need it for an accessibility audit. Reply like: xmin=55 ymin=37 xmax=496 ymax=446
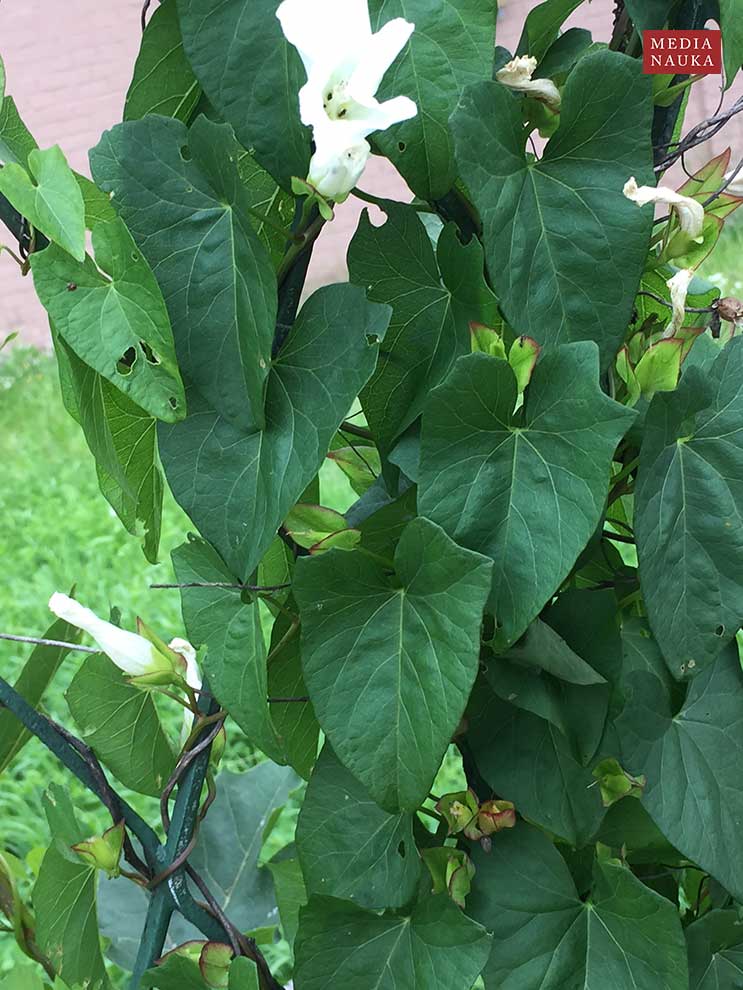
xmin=176 ymin=0 xmax=310 ymax=187
xmin=0 ymin=145 xmax=85 ymax=260
xmin=125 ymin=0 xmax=201 ymax=122
xmin=91 ymin=114 xmax=277 ymax=432
xmin=159 ymin=284 xmax=389 ymax=579
xmin=295 ymin=517 xmax=492 ymax=812
xmin=466 ymin=824 xmax=688 ymax=989
xmin=418 ymin=346 xmax=635 ymax=650
xmin=66 ymin=653 xmax=176 ymax=796
xmin=635 ymin=337 xmax=743 ymax=677
xmin=619 ymin=640 xmax=743 ymax=903
xmin=31 ymin=218 xmax=185 ymax=423
xmin=187 ymin=763 xmax=299 ymax=933
xmin=296 ymin=745 xmax=419 ymax=910
xmin=54 ymin=332 xmax=164 ymax=563
xmin=369 ymin=0 xmax=496 ymax=200
xmin=294 ymin=893 xmax=491 ymax=990
xmin=451 ymin=51 xmax=654 ymax=369
xmin=348 ymin=202 xmax=500 ymax=454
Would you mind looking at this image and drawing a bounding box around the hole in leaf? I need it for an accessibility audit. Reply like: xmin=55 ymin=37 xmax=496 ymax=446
xmin=398 ymin=141 xmax=406 ymax=152
xmin=180 ymin=145 xmax=192 ymax=162
xmin=131 ymin=252 xmax=139 ymax=262
xmin=168 ymin=396 xmax=178 ymax=410
xmin=715 ymin=624 xmax=725 ymax=637
xmin=139 ymin=340 xmax=160 ymax=365
xmin=116 ymin=346 xmax=137 ymax=376
xmin=397 ymin=841 xmax=406 ymax=858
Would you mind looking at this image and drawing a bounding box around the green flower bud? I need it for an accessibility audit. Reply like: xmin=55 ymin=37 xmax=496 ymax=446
xmin=199 ymin=942 xmax=233 ymax=989
xmin=436 ymin=789 xmax=479 ymax=835
xmin=592 ymin=758 xmax=646 ymax=808
xmin=422 ymin=847 xmax=475 ymax=909
xmin=477 ymin=799 xmax=517 ymax=836
xmin=71 ymin=821 xmax=125 ymax=878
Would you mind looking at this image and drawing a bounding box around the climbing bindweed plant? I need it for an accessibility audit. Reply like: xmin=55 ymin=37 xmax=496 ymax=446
xmin=2 ymin=0 xmax=743 ymax=986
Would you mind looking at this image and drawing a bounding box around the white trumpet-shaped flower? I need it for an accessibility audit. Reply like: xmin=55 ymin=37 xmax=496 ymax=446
xmin=48 ymin=593 xmax=186 ymax=687
xmin=665 ymin=268 xmax=694 ymax=338
xmin=623 ymin=177 xmax=705 ymax=241
xmin=496 ymin=56 xmax=562 ymax=111
xmin=276 ymin=0 xmax=417 ymax=201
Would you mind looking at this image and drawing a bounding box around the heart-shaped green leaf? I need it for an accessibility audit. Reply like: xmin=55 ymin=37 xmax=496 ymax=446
xmin=369 ymin=0 xmax=496 ymax=200
xmin=348 ymin=202 xmax=500 ymax=454
xmin=0 ymin=146 xmax=85 ymax=260
xmin=91 ymin=115 xmax=277 ymax=432
xmin=418 ymin=345 xmax=635 ymax=649
xmin=451 ymin=51 xmax=654 ymax=368
xmin=176 ymin=0 xmax=310 ymax=187
xmin=159 ymin=284 xmax=389 ymax=579
xmin=467 ymin=824 xmax=688 ymax=989
xmin=32 ymin=218 xmax=185 ymax=424
xmin=294 ymin=894 xmax=491 ymax=990
xmin=296 ymin=745 xmax=420 ymax=910
xmin=635 ymin=337 xmax=743 ymax=677
xmin=295 ymin=517 xmax=492 ymax=812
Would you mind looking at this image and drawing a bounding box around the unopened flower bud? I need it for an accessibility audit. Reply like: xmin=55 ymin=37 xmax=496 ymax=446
xmin=71 ymin=821 xmax=125 ymax=878
xmin=200 ymin=942 xmax=233 ymax=988
xmin=48 ymin=593 xmax=187 ymax=688
xmin=422 ymin=847 xmax=475 ymax=909
xmin=477 ymin=799 xmax=516 ymax=836
xmin=592 ymin=758 xmax=646 ymax=808
xmin=436 ymin=789 xmax=479 ymax=835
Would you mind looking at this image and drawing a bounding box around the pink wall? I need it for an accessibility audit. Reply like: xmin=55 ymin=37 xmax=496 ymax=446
xmin=0 ymin=1 xmax=739 ymax=349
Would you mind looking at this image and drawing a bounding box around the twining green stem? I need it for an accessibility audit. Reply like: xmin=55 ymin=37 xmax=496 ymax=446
xmin=340 ymin=420 xmax=373 ymax=441
xmin=276 ymin=213 xmax=325 ymax=287
xmin=130 ymin=689 xmax=220 ymax=989
xmin=603 ymin=530 xmax=635 ymax=545
xmin=417 ymin=806 xmax=444 ymax=825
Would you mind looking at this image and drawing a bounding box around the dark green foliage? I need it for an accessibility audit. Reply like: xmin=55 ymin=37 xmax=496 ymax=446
xmin=4 ymin=2 xmax=743 ymax=988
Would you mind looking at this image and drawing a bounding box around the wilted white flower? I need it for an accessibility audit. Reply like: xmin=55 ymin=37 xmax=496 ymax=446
xmin=276 ymin=0 xmax=417 ymax=201
xmin=169 ymin=637 xmax=201 ymax=692
xmin=496 ymin=55 xmax=561 ymax=110
xmin=665 ymin=268 xmax=694 ymax=338
xmin=623 ymin=177 xmax=705 ymax=241
xmin=48 ymin=592 xmax=187 ymax=687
